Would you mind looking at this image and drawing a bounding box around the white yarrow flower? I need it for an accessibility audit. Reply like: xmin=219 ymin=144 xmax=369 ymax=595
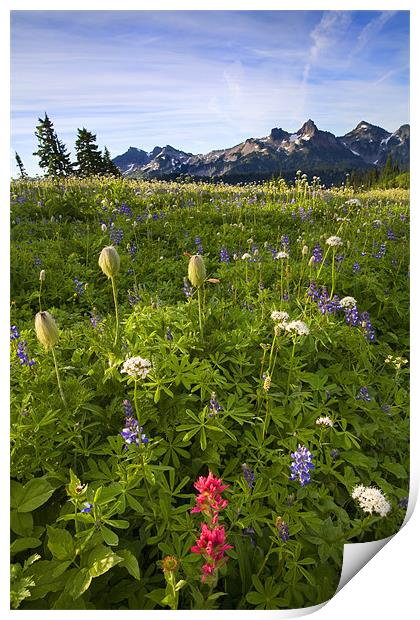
xmin=284 ymin=320 xmax=310 ymax=336
xmin=340 ymin=296 xmax=357 ymax=309
xmin=121 ymin=356 xmax=152 ymax=379
xmin=316 ymin=416 xmax=333 ymax=428
xmin=326 ymin=236 xmax=343 ymax=247
xmin=352 ymin=484 xmax=391 ymax=517
xmin=271 ymin=310 xmax=289 ymax=323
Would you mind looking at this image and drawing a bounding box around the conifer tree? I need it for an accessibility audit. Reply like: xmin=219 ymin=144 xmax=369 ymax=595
xmin=15 ymin=152 xmax=27 ymax=178
xmin=33 ymin=113 xmax=73 ymax=177
xmin=75 ymin=128 xmax=104 ymax=176
xmin=102 ymin=146 xmax=121 ymax=177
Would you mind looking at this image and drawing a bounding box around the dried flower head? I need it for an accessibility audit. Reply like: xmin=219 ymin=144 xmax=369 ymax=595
xmin=271 ymin=310 xmax=289 ymax=323
xmin=98 ymin=245 xmax=120 ymax=278
xmin=188 ymin=254 xmax=206 ymax=287
xmin=161 ymin=555 xmax=179 ymax=573
xmin=35 ymin=311 xmax=59 ymax=349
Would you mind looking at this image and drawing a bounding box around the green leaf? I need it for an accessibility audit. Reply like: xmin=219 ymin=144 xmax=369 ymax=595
xmin=10 ymin=510 xmax=33 ymax=537
xmin=246 ymin=591 xmax=265 ymax=605
xmin=16 ymin=478 xmax=55 ymax=513
xmin=200 ymin=427 xmax=207 ymax=451
xmin=87 ymin=545 xmax=122 ymax=578
xmin=47 ymin=526 xmax=74 ymax=561
xmin=117 ymin=548 xmax=141 ymax=580
xmin=10 ymin=537 xmax=41 ymax=555
xmin=382 ymin=462 xmax=408 ymax=479
xmin=100 ymin=525 xmax=119 ymax=546
xmin=66 ymin=568 xmax=92 ymax=599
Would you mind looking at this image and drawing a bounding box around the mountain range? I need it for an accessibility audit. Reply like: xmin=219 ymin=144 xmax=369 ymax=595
xmin=112 ymin=120 xmax=410 ymax=182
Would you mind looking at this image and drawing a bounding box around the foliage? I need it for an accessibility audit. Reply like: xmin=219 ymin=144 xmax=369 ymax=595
xmin=10 ymin=175 xmax=409 ymax=610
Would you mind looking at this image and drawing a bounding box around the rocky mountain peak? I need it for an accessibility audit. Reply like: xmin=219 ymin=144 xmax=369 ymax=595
xmin=298 ymin=119 xmax=318 ymax=137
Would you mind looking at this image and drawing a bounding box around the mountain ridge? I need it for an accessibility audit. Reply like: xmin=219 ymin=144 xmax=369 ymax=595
xmin=112 ymin=120 xmax=409 ymax=181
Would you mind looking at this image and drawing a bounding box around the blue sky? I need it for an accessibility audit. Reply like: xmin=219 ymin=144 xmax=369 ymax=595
xmin=10 ymin=10 xmax=409 ymax=176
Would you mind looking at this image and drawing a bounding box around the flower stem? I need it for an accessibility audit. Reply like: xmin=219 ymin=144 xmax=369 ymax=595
xmin=111 ymin=276 xmax=119 ymax=346
xmin=197 ymin=285 xmax=203 ymax=340
xmin=286 ymin=339 xmax=297 ymax=402
xmin=51 ymin=346 xmax=67 ymax=408
xmin=256 ymin=540 xmax=274 ymax=578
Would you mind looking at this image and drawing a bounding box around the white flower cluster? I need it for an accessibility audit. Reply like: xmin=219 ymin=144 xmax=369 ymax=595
xmin=241 ymin=253 xmax=252 ymax=260
xmin=340 ymin=296 xmax=357 ymax=309
xmin=121 ymin=356 xmax=152 ymax=379
xmin=275 ymin=251 xmax=289 ymax=259
xmin=316 ymin=416 xmax=333 ymax=428
xmin=284 ymin=320 xmax=310 ymax=336
xmin=326 ymin=235 xmax=343 ymax=247
xmin=352 ymin=485 xmax=391 ymax=517
xmin=271 ymin=310 xmax=289 ymax=323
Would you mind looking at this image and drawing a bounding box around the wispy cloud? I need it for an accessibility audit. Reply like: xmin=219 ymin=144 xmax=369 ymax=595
xmin=10 ymin=10 xmax=409 ymax=176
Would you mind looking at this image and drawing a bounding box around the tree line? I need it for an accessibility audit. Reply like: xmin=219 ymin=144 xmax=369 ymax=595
xmin=15 ymin=113 xmax=121 ymax=179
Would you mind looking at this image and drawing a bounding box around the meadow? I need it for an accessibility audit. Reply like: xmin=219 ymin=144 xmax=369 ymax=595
xmin=10 ymin=175 xmax=409 ymax=610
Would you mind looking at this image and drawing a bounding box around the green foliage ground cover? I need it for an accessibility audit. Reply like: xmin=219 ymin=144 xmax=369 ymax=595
xmin=10 ymin=176 xmax=409 ymax=609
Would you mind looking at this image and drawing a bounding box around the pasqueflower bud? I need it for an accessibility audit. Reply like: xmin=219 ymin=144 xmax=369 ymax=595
xmin=35 ymin=311 xmax=59 ymax=349
xmin=98 ymin=246 xmax=120 ymax=278
xmin=39 ymin=269 xmax=46 ymax=281
xmin=308 ymin=255 xmax=315 ymax=268
xmin=188 ymin=254 xmax=206 ymax=288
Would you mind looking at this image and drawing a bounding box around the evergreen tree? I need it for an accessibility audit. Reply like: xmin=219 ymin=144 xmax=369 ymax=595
xmin=33 ymin=113 xmax=73 ymax=177
xmin=102 ymin=146 xmax=121 ymax=177
xmin=75 ymin=128 xmax=104 ymax=176
xmin=15 ymin=152 xmax=27 ymax=178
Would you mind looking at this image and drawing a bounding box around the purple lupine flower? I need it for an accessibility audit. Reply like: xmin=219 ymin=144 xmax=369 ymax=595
xmin=33 ymin=257 xmax=42 ymax=267
xmin=241 ymin=463 xmax=255 ymax=488
xmin=289 ymin=444 xmax=314 ymax=486
xmin=128 ymin=289 xmax=141 ymax=306
xmin=80 ymin=502 xmax=93 ymax=513
xmin=10 ymin=325 xmax=20 ymax=340
xmin=387 ymin=229 xmax=397 ymax=241
xmin=317 ymin=287 xmax=340 ymax=315
xmin=90 ymin=309 xmax=102 ymax=330
xmin=73 ymin=278 xmax=85 ymax=296
xmin=165 ymin=327 xmax=173 ymax=341
xmin=330 ymin=448 xmax=340 ymax=460
xmin=220 ymin=247 xmax=230 ymax=263
xmin=127 ymin=242 xmax=137 ymax=261
xmin=109 ymin=226 xmax=124 ymax=245
xmin=276 ymin=517 xmax=289 ymax=542
xmin=119 ymin=202 xmax=133 ymax=217
xmin=353 ymin=261 xmax=360 ymax=274
xmin=356 ymin=386 xmax=371 ymax=402
xmin=344 ymin=305 xmax=360 ymax=327
xmin=312 ymin=243 xmax=323 ymax=263
xmin=372 ymin=241 xmax=386 ymax=259
xmin=123 ymin=399 xmax=134 ymax=417
xmin=381 ymin=404 xmax=391 ymax=414
xmin=243 ymin=527 xmax=256 ymax=546
xmin=183 ymin=277 xmax=193 ymax=298
xmin=121 ymin=414 xmax=148 ymax=447
xmin=16 ymin=340 xmax=36 ymax=367
xmin=307 ymin=281 xmax=320 ymax=300
xmin=209 ymin=392 xmax=223 ymax=417
xmin=152 ymin=213 xmax=159 ymax=221
xmin=360 ymin=311 xmax=375 ymax=341
xmin=280 ymin=235 xmax=290 ymax=253
xmin=398 ymin=497 xmax=409 ymax=509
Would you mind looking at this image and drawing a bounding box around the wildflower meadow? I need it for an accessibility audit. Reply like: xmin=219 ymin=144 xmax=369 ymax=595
xmin=10 ymin=175 xmax=409 ymax=609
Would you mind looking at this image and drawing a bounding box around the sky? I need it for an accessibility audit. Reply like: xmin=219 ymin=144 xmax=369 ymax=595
xmin=10 ymin=9 xmax=410 ymax=176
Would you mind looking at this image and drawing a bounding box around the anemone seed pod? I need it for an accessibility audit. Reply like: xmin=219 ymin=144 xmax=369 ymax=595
xmin=35 ymin=311 xmax=59 ymax=349
xmin=98 ymin=245 xmax=120 ymax=278
xmin=188 ymin=254 xmax=206 ymax=288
